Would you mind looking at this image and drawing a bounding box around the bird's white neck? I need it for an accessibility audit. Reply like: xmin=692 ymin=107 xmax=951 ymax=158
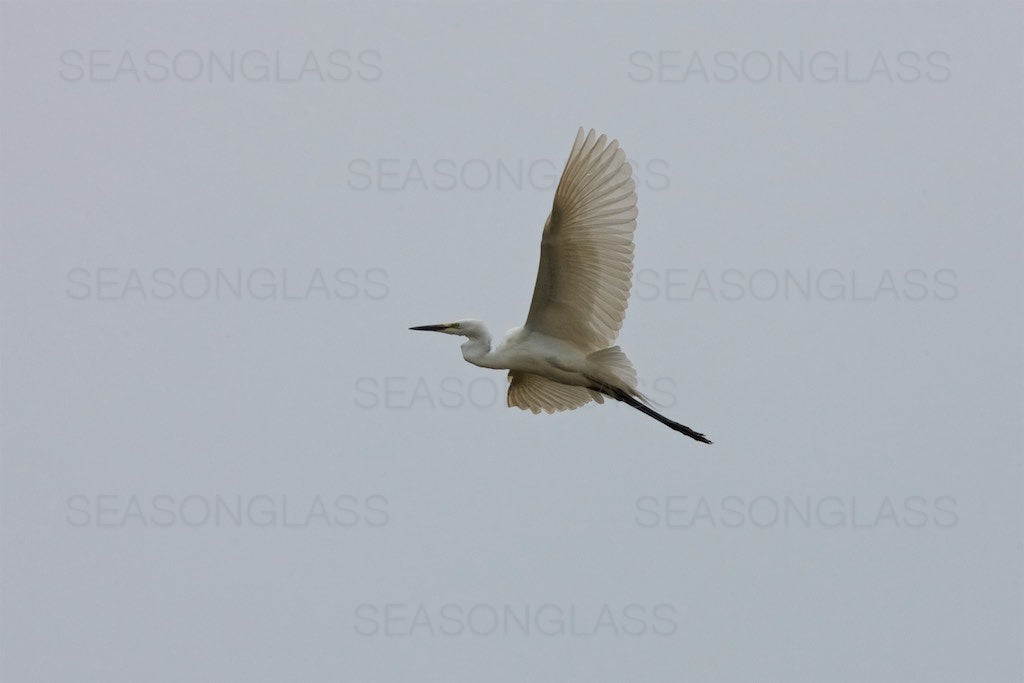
xmin=461 ymin=329 xmax=503 ymax=369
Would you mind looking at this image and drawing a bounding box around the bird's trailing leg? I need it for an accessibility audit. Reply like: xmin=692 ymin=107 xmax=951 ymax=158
xmin=586 ymin=377 xmax=712 ymax=444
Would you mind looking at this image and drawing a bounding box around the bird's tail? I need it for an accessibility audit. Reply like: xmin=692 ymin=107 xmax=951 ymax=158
xmin=586 ymin=346 xmax=649 ymax=403
xmin=585 ymin=347 xmax=712 ymax=444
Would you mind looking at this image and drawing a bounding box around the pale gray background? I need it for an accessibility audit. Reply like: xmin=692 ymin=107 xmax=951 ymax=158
xmin=2 ymin=2 xmax=1022 ymax=681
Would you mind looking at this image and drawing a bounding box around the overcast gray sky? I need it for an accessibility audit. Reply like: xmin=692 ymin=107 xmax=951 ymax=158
xmin=2 ymin=2 xmax=1022 ymax=681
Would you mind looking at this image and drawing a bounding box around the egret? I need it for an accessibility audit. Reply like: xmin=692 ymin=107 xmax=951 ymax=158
xmin=411 ymin=128 xmax=711 ymax=443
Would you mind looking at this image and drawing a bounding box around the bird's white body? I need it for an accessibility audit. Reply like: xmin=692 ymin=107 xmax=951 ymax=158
xmin=461 ymin=325 xmax=590 ymax=386
xmin=411 ymin=129 xmax=711 ymax=443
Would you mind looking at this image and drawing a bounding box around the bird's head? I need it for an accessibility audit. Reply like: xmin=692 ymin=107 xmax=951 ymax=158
xmin=409 ymin=319 xmax=486 ymax=338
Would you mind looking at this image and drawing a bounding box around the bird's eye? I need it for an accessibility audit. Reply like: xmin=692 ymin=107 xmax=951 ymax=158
xmin=451 ymin=322 xmax=460 ymax=329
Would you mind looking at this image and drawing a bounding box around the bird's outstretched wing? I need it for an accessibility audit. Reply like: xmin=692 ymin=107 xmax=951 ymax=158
xmin=524 ymin=128 xmax=638 ymax=352
xmin=507 ymin=370 xmax=604 ymax=414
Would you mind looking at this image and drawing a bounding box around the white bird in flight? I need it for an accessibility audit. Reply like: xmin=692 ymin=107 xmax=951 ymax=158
xmin=411 ymin=128 xmax=711 ymax=443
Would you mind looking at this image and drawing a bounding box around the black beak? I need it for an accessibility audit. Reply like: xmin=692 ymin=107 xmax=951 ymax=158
xmin=409 ymin=324 xmax=449 ymax=332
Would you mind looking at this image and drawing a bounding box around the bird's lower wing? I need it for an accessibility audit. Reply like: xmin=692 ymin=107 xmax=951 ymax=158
xmin=507 ymin=371 xmax=603 ymax=414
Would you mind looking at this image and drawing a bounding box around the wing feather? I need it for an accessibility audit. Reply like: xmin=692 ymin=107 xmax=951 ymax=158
xmin=524 ymin=128 xmax=637 ymax=351
xmin=507 ymin=371 xmax=602 ymax=414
